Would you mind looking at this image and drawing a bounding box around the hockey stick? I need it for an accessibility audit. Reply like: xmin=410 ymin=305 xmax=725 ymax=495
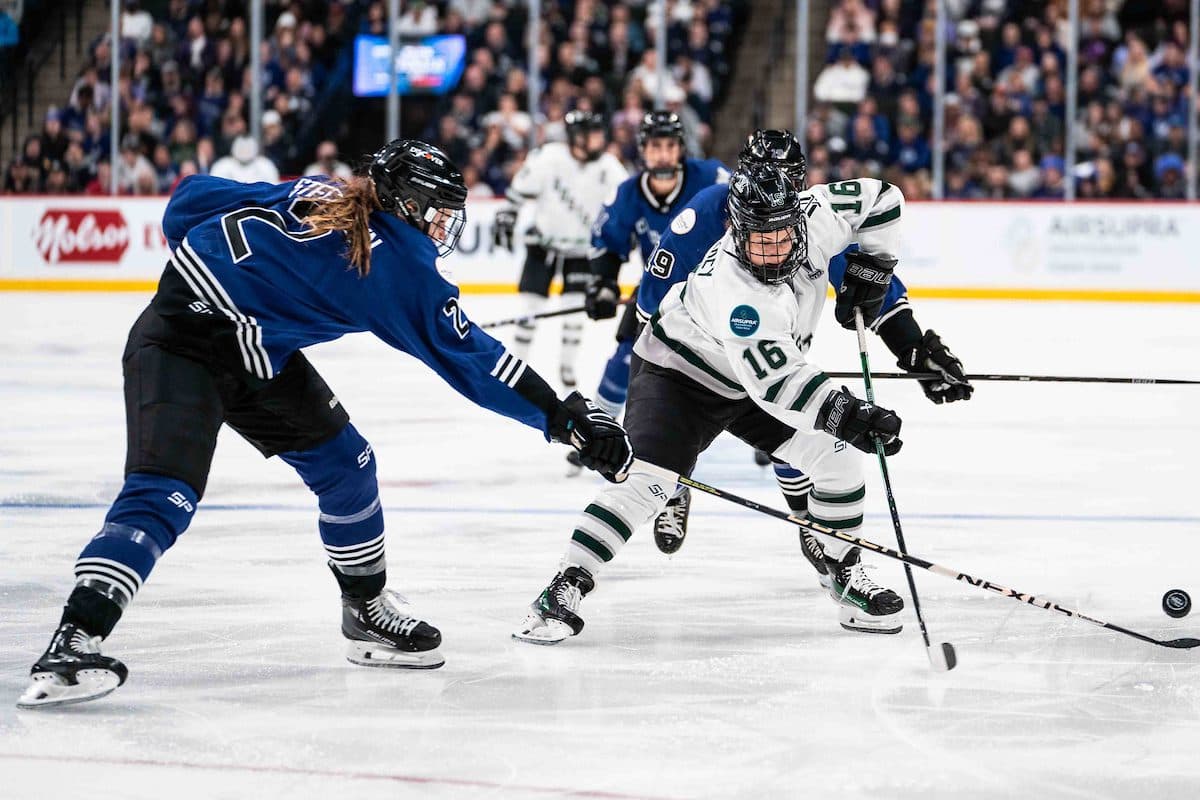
xmin=672 ymin=470 xmax=1200 ymax=651
xmin=853 ymin=308 xmax=956 ymax=671
xmin=478 ymin=298 xmax=634 ymax=330
xmin=479 ymin=305 xmax=589 ymax=330
xmin=824 ymin=371 xmax=1200 ymax=386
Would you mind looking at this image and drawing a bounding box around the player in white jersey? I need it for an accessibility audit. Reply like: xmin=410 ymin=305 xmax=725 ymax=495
xmin=514 ymin=164 xmax=911 ymax=644
xmin=492 ymin=111 xmax=628 ymax=388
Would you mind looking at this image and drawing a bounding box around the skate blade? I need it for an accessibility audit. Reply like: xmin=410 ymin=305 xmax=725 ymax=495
xmin=346 ymin=641 xmax=444 ymax=669
xmin=16 ymin=669 xmax=121 ymax=709
xmin=838 ymin=604 xmax=903 ymax=634
xmin=511 ymin=615 xmax=573 ymax=645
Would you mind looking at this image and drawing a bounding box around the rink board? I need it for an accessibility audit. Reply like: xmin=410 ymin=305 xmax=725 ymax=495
xmin=2 ymin=197 xmax=1200 ymax=301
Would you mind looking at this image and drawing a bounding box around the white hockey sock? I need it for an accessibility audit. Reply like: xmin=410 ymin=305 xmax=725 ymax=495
xmin=564 ymin=460 xmax=678 ymax=574
xmin=510 ymin=292 xmax=547 ymax=361
xmin=807 ymin=482 xmax=865 ymax=561
xmin=560 ymin=315 xmax=584 ymax=375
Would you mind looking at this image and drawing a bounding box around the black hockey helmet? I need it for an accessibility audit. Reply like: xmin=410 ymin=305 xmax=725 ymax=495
xmin=565 ymin=109 xmax=608 ymax=161
xmin=637 ymin=110 xmax=685 ymax=148
xmin=738 ymin=129 xmax=807 ymax=190
xmin=368 ymin=139 xmax=468 ymax=256
xmin=727 ymin=163 xmax=808 ymax=285
xmin=638 ymin=110 xmax=686 ymax=179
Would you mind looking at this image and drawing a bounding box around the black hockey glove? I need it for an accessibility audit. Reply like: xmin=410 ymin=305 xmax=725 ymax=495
xmin=834 ymin=251 xmax=898 ymax=330
xmin=549 ymin=392 xmax=633 ymax=481
xmin=585 ymin=276 xmax=621 ymax=320
xmin=898 ymin=330 xmax=974 ymax=404
xmin=492 ymin=206 xmax=518 ymax=252
xmin=814 ymin=386 xmax=903 ymax=456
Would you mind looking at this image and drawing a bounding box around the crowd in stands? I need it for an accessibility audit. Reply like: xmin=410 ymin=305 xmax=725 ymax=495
xmin=811 ymin=0 xmax=1193 ymax=199
xmin=2 ymin=0 xmax=1192 ymax=200
xmin=3 ymin=0 xmax=354 ymax=195
xmin=0 ymin=0 xmax=744 ymax=197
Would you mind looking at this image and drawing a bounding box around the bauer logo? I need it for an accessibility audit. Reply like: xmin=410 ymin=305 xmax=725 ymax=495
xmin=729 ymin=305 xmax=760 ymax=337
xmin=33 ymin=209 xmax=130 ymax=264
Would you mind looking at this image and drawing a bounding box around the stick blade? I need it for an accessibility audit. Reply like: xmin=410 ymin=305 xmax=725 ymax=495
xmin=927 ymin=641 xmax=958 ymax=671
xmin=1158 ymin=637 xmax=1200 ymax=649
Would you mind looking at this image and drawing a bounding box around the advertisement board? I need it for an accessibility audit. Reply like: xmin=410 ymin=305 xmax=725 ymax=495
xmin=2 ymin=196 xmax=1198 ymax=301
xmin=352 ymin=34 xmax=467 ymax=97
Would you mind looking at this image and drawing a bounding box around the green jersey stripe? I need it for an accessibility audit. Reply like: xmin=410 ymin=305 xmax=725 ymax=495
xmin=764 ymin=376 xmax=789 ymax=403
xmin=861 ymin=205 xmax=901 ymax=229
xmin=584 ymin=503 xmax=633 ymax=541
xmin=649 ymin=313 xmax=745 ymax=392
xmin=808 ymin=514 xmax=864 ymax=530
xmin=811 ymin=485 xmax=866 ymax=504
xmin=790 ymin=372 xmax=829 ymax=411
xmin=571 ymin=530 xmax=614 ymax=562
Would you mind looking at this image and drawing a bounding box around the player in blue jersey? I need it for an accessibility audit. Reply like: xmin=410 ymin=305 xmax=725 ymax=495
xmin=641 ymin=129 xmax=973 ymax=585
xmin=582 ymin=110 xmax=730 ymax=424
xmin=17 ymin=140 xmax=633 ymax=709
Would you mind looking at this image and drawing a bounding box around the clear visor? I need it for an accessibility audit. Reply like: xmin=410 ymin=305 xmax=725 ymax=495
xmin=424 ymin=206 xmax=467 ymax=257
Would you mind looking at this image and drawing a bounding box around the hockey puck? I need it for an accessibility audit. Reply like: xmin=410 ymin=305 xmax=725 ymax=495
xmin=1163 ymin=589 xmax=1192 ymax=619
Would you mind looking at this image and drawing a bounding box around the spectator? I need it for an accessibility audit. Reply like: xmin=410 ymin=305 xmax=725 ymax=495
xmin=1155 ymin=153 xmax=1186 ymax=199
xmin=210 ymin=135 xmax=279 ymax=183
xmin=114 ymin=134 xmax=156 ymax=193
xmin=814 ymin=46 xmax=870 ymax=106
xmin=122 ymin=0 xmax=154 ymax=46
xmin=304 ymin=140 xmax=353 ymax=180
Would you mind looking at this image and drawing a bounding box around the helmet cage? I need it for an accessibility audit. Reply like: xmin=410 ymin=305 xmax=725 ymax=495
xmin=727 ymin=166 xmax=808 ymax=285
xmin=369 ymin=139 xmax=469 ymax=256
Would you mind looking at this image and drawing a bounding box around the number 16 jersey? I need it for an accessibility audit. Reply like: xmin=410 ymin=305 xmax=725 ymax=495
xmin=634 ymin=178 xmax=905 ymax=433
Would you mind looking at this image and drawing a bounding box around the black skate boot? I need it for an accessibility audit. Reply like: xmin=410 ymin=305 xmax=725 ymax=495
xmin=512 ymin=566 xmax=595 ymax=645
xmin=753 ymin=449 xmax=772 ymax=467
xmin=17 ymin=623 xmax=128 ymax=709
xmin=653 ymin=487 xmax=691 ymax=554
xmin=342 ymin=590 xmax=444 ymax=669
xmin=825 ymin=547 xmax=904 ymax=634
xmin=565 ymin=448 xmax=584 ymax=476
xmin=800 ymin=531 xmax=831 ymax=590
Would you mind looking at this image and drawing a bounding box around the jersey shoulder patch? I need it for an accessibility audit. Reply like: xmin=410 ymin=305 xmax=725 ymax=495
xmin=728 ymin=304 xmax=760 ymax=337
xmin=670 ymin=207 xmax=697 ymax=234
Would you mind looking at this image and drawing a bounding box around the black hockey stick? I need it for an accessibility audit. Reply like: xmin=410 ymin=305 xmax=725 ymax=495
xmin=479 ymin=305 xmax=589 ymax=330
xmin=671 ymin=471 xmax=1200 ymax=651
xmin=479 ymin=298 xmax=634 ymax=330
xmin=854 ymin=308 xmax=956 ymax=671
xmin=824 ymin=371 xmax=1200 ymax=385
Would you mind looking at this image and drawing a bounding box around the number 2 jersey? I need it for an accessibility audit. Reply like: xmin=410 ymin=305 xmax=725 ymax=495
xmin=634 ymin=178 xmax=905 ymax=432
xmin=150 ymin=173 xmax=549 ymax=433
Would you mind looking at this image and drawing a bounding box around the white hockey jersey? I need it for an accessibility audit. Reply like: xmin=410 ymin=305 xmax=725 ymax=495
xmin=507 ymin=142 xmax=628 ymax=256
xmin=634 ymin=178 xmax=904 ymax=432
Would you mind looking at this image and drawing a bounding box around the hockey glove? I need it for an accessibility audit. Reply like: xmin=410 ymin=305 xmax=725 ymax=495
xmin=549 ymin=392 xmax=633 ymax=481
xmin=898 ymin=330 xmax=974 ymax=404
xmin=815 ymin=386 xmax=903 ymax=456
xmin=585 ymin=276 xmax=621 ymax=320
xmin=492 ymin=206 xmax=518 ymax=252
xmin=834 ymin=251 xmax=898 ymax=330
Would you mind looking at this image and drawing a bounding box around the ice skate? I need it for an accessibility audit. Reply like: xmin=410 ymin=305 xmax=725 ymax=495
xmin=653 ymin=487 xmax=691 ymax=554
xmin=17 ymin=623 xmax=128 ymax=709
xmin=753 ymin=448 xmax=772 ymax=466
xmin=800 ymin=531 xmax=832 ymax=590
xmin=513 ymin=566 xmax=594 ymax=644
xmin=560 ymin=365 xmax=577 ymax=390
xmin=825 ymin=547 xmax=904 ymax=634
xmin=565 ymin=448 xmax=584 ymax=476
xmin=342 ymin=589 xmax=444 ymax=669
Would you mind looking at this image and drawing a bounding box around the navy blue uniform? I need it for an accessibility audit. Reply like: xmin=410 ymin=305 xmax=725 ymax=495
xmin=589 ymin=159 xmax=730 ymax=412
xmin=74 ymin=175 xmax=548 ymax=613
xmin=637 ymin=182 xmax=910 ymax=320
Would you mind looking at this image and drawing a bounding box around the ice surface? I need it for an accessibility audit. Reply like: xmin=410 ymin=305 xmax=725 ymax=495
xmin=2 ymin=292 xmax=1198 ymax=799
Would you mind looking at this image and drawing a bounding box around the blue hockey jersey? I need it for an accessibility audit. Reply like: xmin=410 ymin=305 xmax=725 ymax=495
xmin=160 ymin=174 xmax=547 ymax=433
xmin=589 ymin=158 xmax=730 ymax=266
xmin=636 ymin=183 xmax=909 ymax=319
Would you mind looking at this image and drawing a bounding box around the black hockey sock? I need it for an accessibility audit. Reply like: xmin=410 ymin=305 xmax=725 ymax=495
xmin=60 ymin=585 xmax=124 ymax=639
xmin=329 ymin=560 xmax=386 ymax=600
